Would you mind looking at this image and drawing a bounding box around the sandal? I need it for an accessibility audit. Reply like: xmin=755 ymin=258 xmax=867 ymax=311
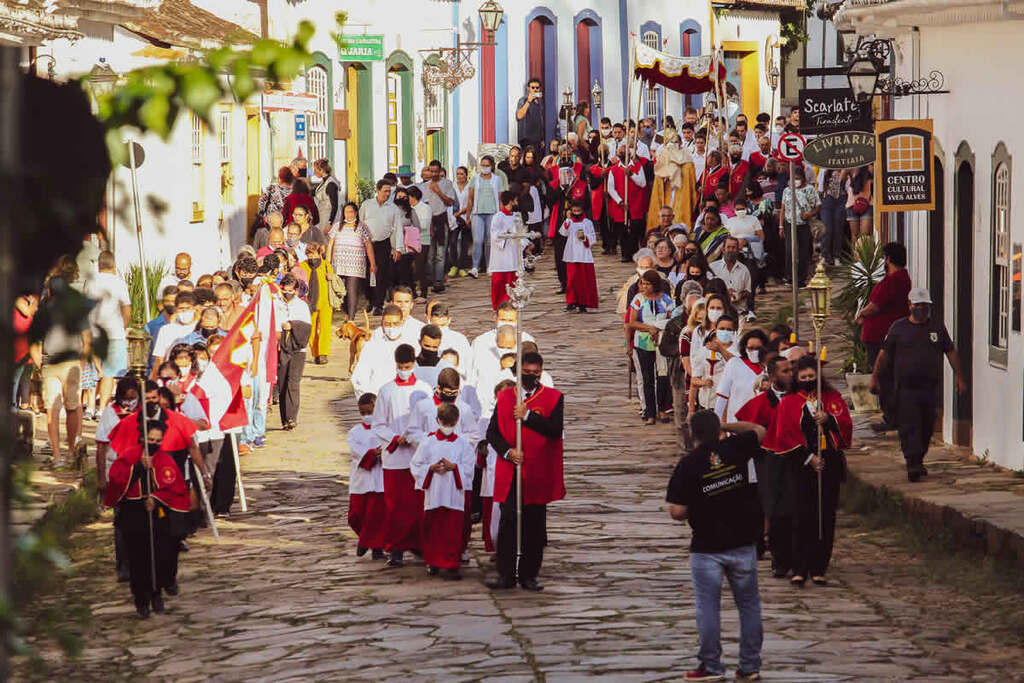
xmin=790 ymin=575 xmax=806 ymax=587
xmin=811 ymin=576 xmax=828 ymax=586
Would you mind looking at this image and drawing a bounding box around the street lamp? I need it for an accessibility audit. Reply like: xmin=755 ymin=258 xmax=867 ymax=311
xmin=127 ymin=326 xmax=152 ymax=379
xmin=847 ymin=56 xmax=880 ymax=102
xmin=768 ymin=66 xmax=780 ymax=91
xmin=591 ymin=79 xmax=603 ymax=118
xmin=478 ymin=0 xmax=504 ymax=34
xmin=561 ymin=85 xmax=574 ymax=139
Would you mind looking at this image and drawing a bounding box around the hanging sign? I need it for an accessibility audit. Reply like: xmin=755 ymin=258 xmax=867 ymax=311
xmin=799 ymin=88 xmax=872 ymax=135
xmin=803 ymin=131 xmax=876 ymax=170
xmin=338 ymin=34 xmax=384 ymax=62
xmin=875 ymin=119 xmax=935 ymax=211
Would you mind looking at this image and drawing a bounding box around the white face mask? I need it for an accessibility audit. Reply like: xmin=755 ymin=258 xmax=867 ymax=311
xmin=707 ymin=308 xmax=723 ymax=323
xmin=198 ymin=359 xmax=209 ymax=372
xmin=123 ymin=398 xmax=139 ymax=411
xmin=438 ymin=424 xmax=455 ymax=436
xmin=177 ymin=310 xmax=196 ymax=324
xmin=747 ymin=348 xmax=761 ymax=363
xmin=382 ymin=325 xmax=401 ymax=340
xmin=636 ymin=267 xmax=650 ymax=277
xmin=480 ymin=166 xmax=492 ymax=176
xmin=735 ymin=208 xmax=747 ymax=216
xmin=396 ymin=368 xmax=413 ymax=381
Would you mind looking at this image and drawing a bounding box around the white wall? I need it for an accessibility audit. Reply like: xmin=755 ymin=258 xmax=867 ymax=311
xmin=896 ymin=23 xmax=1024 ymax=470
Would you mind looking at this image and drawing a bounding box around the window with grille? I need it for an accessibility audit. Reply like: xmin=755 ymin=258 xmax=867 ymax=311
xmin=218 ymin=109 xmax=231 ymax=163
xmin=992 ymin=158 xmax=1011 ymax=356
xmin=425 ymin=81 xmax=444 ymax=130
xmin=190 ymin=112 xmax=204 ymax=222
xmin=307 ymin=64 xmax=329 ymax=162
xmin=642 ymin=30 xmax=660 ymax=119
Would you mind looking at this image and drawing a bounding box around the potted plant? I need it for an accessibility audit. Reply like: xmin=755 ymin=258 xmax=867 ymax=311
xmin=836 ymin=236 xmax=885 ymax=413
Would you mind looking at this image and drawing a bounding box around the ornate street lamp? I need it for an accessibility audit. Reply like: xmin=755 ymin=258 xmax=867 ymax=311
xmin=478 ymin=0 xmax=504 ymax=34
xmin=806 ymin=259 xmax=832 ymax=540
xmin=561 ymin=85 xmax=574 ymax=138
xmin=591 ymin=79 xmax=603 ymax=118
xmin=768 ymin=65 xmax=780 ymax=92
xmin=846 ymin=56 xmax=880 ymax=102
xmin=86 ymin=59 xmax=118 ymax=106
xmin=127 ymin=326 xmax=152 ymax=379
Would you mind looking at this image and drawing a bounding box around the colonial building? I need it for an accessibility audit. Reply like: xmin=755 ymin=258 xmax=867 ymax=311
xmin=840 ymin=0 xmax=1024 ymax=471
xmin=24 ymin=0 xmax=806 ymax=275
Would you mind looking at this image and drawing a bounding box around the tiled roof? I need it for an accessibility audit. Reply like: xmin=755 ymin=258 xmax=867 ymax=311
xmin=122 ymin=0 xmax=256 ymax=49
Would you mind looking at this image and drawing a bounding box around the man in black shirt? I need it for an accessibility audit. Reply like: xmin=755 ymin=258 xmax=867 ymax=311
xmin=870 ymin=287 xmax=967 ymax=481
xmin=516 ymin=78 xmax=545 ymax=153
xmin=666 ymin=410 xmax=765 ymax=682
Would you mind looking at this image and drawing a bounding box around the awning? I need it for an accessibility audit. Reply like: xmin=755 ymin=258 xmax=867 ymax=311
xmin=633 ymin=42 xmax=725 ymax=95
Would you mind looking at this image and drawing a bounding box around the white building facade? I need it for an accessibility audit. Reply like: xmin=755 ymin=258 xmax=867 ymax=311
xmin=841 ymin=0 xmax=1024 ymax=470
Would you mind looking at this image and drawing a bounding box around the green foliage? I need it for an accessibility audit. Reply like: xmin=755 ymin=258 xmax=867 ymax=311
xmin=780 ymin=0 xmax=815 ymax=53
xmin=124 ymin=261 xmax=170 ymax=325
xmin=836 ymin=236 xmax=885 ymax=373
xmin=90 ymin=17 xmax=333 ymax=164
xmin=355 ymin=176 xmax=376 ymax=204
xmin=8 ymin=467 xmax=101 ymax=660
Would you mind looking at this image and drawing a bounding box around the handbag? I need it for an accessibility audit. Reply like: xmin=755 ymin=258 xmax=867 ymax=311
xmin=852 ymin=196 xmax=870 ymax=215
xmin=327 ymin=271 xmax=347 ymax=311
xmin=403 ymin=224 xmax=422 ymax=253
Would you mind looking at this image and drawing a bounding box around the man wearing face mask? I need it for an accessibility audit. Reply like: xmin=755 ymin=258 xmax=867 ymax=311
xmin=727 ymin=137 xmax=752 ymax=201
xmin=150 ymin=291 xmax=199 ymax=380
xmin=870 ymin=288 xmax=966 ymax=482
xmin=171 ymin=306 xmax=226 ymax=347
xmin=412 ymin=324 xmax=444 ymax=387
xmin=352 ymin=305 xmax=420 ymax=396
xmin=369 ymin=286 xmax=424 ymax=346
xmin=485 ymin=351 xmax=565 ymax=591
xmin=145 ymin=286 xmax=179 ymax=374
xmin=371 ymin=343 xmax=433 ymax=567
xmin=276 ymin=275 xmax=312 ymax=431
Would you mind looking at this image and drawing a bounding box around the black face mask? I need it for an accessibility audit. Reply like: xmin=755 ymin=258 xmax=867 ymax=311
xmin=147 ymin=442 xmax=160 ymax=456
xmin=797 ymin=380 xmax=816 ymax=393
xmin=438 ymin=389 xmax=459 ymax=403
xmin=297 ymin=167 xmax=307 ymax=178
xmin=521 ymin=373 xmax=540 ymax=391
xmin=240 ymin=276 xmax=254 ymax=288
xmin=200 ymin=327 xmax=217 ymax=338
xmin=163 ymin=304 xmax=176 ymax=316
xmin=145 ymin=402 xmax=161 ymax=419
xmin=283 ymin=292 xmax=295 ymax=301
xmin=418 ymin=350 xmax=439 ymax=366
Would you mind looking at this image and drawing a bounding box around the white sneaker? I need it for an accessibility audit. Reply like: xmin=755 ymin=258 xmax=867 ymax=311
xmin=469 ymin=268 xmax=479 ymax=279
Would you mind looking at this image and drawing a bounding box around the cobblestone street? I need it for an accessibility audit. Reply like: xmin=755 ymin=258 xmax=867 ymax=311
xmin=19 ymin=252 xmax=1024 ymax=682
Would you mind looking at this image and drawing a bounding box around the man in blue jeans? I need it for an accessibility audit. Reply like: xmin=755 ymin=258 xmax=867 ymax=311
xmin=667 ymin=409 xmax=765 ymax=681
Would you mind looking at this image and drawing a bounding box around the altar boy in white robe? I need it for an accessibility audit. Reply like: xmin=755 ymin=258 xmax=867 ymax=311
xmin=352 ymin=305 xmax=420 ymax=396
xmin=347 ymin=393 xmax=386 ymax=559
xmin=370 ymin=343 xmax=433 ymax=568
xmin=410 ymin=402 xmax=476 ymax=579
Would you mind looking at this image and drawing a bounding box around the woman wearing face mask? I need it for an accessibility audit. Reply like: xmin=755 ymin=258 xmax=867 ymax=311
xmin=283 ymin=178 xmax=320 ymax=231
xmin=466 ymin=156 xmax=507 ymax=278
xmin=104 ymin=422 xmax=190 ymax=619
xmin=714 ymin=329 xmax=768 ymax=423
xmin=327 ymin=201 xmax=376 ymax=322
xmin=779 ymin=166 xmax=820 ymax=287
xmin=762 ymin=355 xmax=851 ymax=587
xmin=688 ymin=296 xmax=738 ymax=410
xmin=299 ymin=242 xmax=335 ymax=364
xmin=627 ymin=271 xmax=675 ymax=425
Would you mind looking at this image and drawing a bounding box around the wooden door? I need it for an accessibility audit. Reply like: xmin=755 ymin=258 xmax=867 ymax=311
xmin=345 ymin=64 xmax=360 ymax=197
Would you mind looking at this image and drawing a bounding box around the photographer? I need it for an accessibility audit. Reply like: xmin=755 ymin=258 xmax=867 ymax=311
xmin=667 ymin=411 xmax=765 ymax=682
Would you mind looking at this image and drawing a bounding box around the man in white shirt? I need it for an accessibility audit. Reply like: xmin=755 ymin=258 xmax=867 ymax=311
xmin=369 ymin=285 xmax=424 ymax=346
xmin=83 ymin=250 xmax=131 ymax=414
xmin=428 ymin=302 xmax=472 ymax=376
xmin=710 ymin=236 xmax=754 ymax=318
xmin=157 ymin=252 xmax=192 ymax=293
xmin=359 ymin=181 xmax=401 ymax=314
xmin=150 ymin=290 xmax=199 ymax=379
xmin=352 ymin=305 xmax=419 ymax=396
xmin=692 ymin=133 xmax=708 ymax=183
xmin=277 ymin=275 xmax=312 ymax=430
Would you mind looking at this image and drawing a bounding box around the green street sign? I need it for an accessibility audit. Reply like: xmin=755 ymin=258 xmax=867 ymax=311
xmin=339 ymin=34 xmax=384 ymax=62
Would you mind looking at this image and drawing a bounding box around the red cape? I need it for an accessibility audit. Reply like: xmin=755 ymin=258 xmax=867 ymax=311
xmin=493 ymin=385 xmax=565 ymax=505
xmin=108 ymin=407 xmax=198 ymax=456
xmin=735 ymin=391 xmax=779 ymax=429
xmin=104 ymin=445 xmax=190 ymax=512
xmin=763 ymin=389 xmax=852 ymax=455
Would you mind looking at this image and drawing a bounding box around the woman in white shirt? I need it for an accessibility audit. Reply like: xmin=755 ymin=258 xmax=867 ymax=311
xmin=448 ymin=166 xmax=472 ymax=277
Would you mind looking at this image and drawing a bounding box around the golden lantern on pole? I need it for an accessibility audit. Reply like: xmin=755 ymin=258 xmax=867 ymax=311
xmin=126 ymin=326 xmax=151 ymax=380
xmin=806 ymin=260 xmax=832 ymax=541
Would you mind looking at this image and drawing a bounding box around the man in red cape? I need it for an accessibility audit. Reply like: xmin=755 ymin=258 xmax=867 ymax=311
xmin=485 ymin=351 xmax=564 ymax=591
xmin=105 ymin=421 xmax=191 ymax=618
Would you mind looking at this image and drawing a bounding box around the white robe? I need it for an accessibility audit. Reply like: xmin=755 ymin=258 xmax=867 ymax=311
xmin=347 ymin=422 xmax=385 ymax=494
xmin=406 ymin=395 xmax=482 ymax=450
xmin=715 ymin=356 xmax=766 ymax=423
xmin=351 ymin=336 xmax=418 ymax=397
xmin=468 ymin=327 xmax=535 ymax=387
xmin=488 ymin=211 xmax=522 ymax=273
xmin=559 ymin=217 xmax=597 ymax=264
xmin=409 ymin=434 xmax=476 ymax=511
xmin=370 ymin=376 xmax=433 ymax=469
xmin=368 ymin=316 xmax=424 ymax=347
xmin=438 ymin=326 xmax=473 ymax=373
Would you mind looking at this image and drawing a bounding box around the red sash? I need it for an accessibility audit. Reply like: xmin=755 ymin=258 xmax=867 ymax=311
xmin=493 ymin=385 xmax=565 ymax=505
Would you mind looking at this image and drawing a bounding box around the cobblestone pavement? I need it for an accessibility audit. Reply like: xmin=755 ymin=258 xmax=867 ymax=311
xmin=18 ymin=251 xmax=1024 ymax=681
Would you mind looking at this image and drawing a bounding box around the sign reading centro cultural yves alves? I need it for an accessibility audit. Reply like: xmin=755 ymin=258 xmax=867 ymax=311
xmin=338 ymin=34 xmax=384 ymax=62
xmin=875 ymin=119 xmax=935 ymax=212
xmin=799 ymin=88 xmax=871 ymax=135
xmin=803 ymin=131 xmax=876 ymax=170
